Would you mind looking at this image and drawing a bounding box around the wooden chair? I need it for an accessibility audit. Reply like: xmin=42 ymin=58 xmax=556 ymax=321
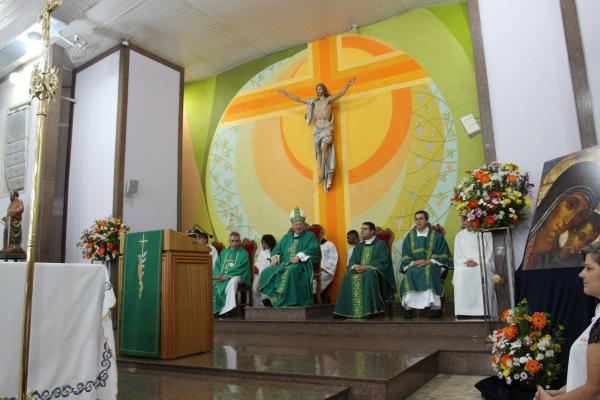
xmin=238 ymin=238 xmax=257 ymax=307
xmin=307 ymin=224 xmax=324 ymax=305
xmin=375 ymin=227 xmax=395 ymax=313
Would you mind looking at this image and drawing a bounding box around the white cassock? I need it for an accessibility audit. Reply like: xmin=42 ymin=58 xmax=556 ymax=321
xmin=253 ymin=248 xmax=271 ymax=306
xmin=317 ymin=240 xmax=338 ymax=292
xmin=347 ymin=245 xmax=355 ymax=264
xmin=208 ymin=244 xmax=218 ymax=270
xmin=452 ymin=228 xmax=497 ymax=316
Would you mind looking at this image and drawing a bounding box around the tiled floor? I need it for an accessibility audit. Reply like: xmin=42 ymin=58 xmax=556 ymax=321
xmin=405 ymin=374 xmax=486 ymax=400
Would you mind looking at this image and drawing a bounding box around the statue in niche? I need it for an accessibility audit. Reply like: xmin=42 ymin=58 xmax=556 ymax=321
xmin=278 ymin=77 xmax=355 ymax=192
xmin=0 ymin=190 xmax=26 ymax=260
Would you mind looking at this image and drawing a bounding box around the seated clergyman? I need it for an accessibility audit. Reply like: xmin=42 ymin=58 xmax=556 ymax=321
xmin=332 ymin=222 xmax=396 ymax=319
xmin=400 ymin=210 xmax=453 ymax=319
xmin=213 ymin=232 xmax=251 ymax=316
xmin=259 ymin=207 xmax=321 ymax=307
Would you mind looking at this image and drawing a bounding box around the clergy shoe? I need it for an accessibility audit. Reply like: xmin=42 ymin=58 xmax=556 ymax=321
xmin=262 ymin=298 xmax=273 ymax=307
xmin=403 ymin=309 xmax=413 ymax=319
xmin=429 ymin=309 xmax=443 ymax=319
xmin=331 ymin=313 xmax=346 ymax=319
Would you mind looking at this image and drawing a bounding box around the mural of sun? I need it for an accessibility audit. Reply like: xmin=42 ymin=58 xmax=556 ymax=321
xmin=207 ymin=35 xmax=458 ymax=260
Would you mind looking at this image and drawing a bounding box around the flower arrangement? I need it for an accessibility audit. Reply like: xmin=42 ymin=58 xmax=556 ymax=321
xmin=452 ymin=162 xmax=533 ymax=231
xmin=490 ymin=299 xmax=563 ymax=389
xmin=77 ymin=217 xmax=129 ymax=262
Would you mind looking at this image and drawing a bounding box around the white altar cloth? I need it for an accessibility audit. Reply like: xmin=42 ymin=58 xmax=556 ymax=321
xmin=0 ymin=263 xmax=117 ymax=399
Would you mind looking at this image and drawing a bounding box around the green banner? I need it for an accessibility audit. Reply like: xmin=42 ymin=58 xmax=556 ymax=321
xmin=119 ymin=230 xmax=164 ymax=357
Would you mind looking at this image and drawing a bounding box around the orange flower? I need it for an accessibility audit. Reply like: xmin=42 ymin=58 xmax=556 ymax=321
xmin=507 ymin=175 xmax=518 ymax=184
xmin=525 ymin=359 xmax=540 ymax=373
xmin=501 ymin=309 xmax=511 ymax=323
xmin=491 ymin=191 xmax=502 ymax=198
xmin=492 ymin=354 xmax=499 ymax=365
xmin=484 ymin=215 xmax=496 ymax=225
xmin=96 ymin=227 xmax=101 ymax=233
xmin=470 ymin=219 xmax=480 ymax=229
xmin=98 ymin=247 xmax=106 ymax=255
xmin=480 ymin=174 xmax=491 ymax=183
xmin=500 ymin=355 xmax=513 ymax=369
xmin=468 ymin=199 xmax=479 ymax=209
xmin=87 ymin=242 xmax=94 ymax=248
xmin=107 ymin=242 xmax=113 ymax=250
xmin=531 ymin=312 xmax=547 ymax=330
xmin=504 ymin=324 xmax=517 ymax=340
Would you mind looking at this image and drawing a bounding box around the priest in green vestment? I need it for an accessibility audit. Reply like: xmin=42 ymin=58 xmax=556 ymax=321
xmin=258 ymin=207 xmax=321 ymax=307
xmin=400 ymin=210 xmax=453 ymax=319
xmin=213 ymin=232 xmax=251 ymax=316
xmin=333 ymin=222 xmax=396 ymax=319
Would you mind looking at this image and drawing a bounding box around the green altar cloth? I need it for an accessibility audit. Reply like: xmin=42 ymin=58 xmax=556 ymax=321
xmin=119 ymin=230 xmax=163 ymax=358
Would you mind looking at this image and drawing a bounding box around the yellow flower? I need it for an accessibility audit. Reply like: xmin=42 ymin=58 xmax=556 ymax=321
xmin=504 ymin=199 xmax=512 ymax=205
xmin=525 ymin=198 xmax=532 ymax=205
xmin=503 ymin=369 xmax=510 ymax=376
xmin=516 ymin=199 xmax=523 ymax=205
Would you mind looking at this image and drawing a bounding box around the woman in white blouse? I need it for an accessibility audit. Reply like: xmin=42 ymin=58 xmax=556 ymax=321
xmin=536 ymin=243 xmax=600 ymax=399
xmin=252 ymin=234 xmax=277 ymax=306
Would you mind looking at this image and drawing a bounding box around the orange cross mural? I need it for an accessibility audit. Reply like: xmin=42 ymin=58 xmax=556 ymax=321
xmin=220 ymin=35 xmax=430 ymax=295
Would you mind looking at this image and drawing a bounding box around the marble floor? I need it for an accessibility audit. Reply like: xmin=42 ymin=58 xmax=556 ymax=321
xmin=121 ymin=343 xmax=432 ymax=380
xmin=405 ymin=374 xmax=486 ymax=400
xmin=118 ymin=366 xmax=348 ymax=399
xmin=118 ymin=368 xmax=486 ymax=399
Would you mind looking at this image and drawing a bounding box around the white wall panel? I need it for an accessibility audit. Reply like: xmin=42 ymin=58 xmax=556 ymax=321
xmin=122 ymin=51 xmax=180 ymax=233
xmin=479 ymin=0 xmax=581 ymax=262
xmin=65 ymin=51 xmax=120 ymax=262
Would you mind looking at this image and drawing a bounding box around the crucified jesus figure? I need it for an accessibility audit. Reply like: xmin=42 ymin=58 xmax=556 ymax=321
xmin=278 ymin=77 xmax=355 ymax=192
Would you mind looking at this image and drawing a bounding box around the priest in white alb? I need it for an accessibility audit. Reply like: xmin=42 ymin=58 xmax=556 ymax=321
xmin=452 ymin=218 xmax=497 ymax=317
xmin=316 ymin=225 xmax=338 ymax=294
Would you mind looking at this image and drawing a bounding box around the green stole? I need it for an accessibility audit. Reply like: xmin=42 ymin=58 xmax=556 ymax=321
xmin=333 ymin=237 xmax=396 ymax=318
xmin=213 ymin=247 xmax=250 ymax=315
xmin=399 ymin=229 xmax=452 ymax=298
xmin=258 ymin=230 xmax=320 ymax=307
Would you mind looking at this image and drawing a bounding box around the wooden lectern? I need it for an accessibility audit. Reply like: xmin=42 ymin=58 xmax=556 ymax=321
xmin=119 ymin=229 xmax=213 ymax=359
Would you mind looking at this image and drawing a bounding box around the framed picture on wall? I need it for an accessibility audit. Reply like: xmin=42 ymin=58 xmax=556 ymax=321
xmin=522 ymin=145 xmax=600 ymax=270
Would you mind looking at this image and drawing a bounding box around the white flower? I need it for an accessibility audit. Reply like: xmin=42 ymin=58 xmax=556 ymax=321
xmin=520 ymin=372 xmax=528 ymax=380
xmin=506 ymin=376 xmax=512 ymax=385
xmin=514 ymin=373 xmax=520 ymax=380
xmin=519 ymin=356 xmax=528 ymax=364
xmin=512 ymin=340 xmax=522 ymax=349
xmin=545 ymin=350 xmax=554 ymax=358
xmin=536 ymin=353 xmax=545 ymax=361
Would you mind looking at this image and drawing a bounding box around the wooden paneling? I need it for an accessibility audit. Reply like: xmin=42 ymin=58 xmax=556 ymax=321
xmin=163 ymin=229 xmax=207 ymax=252
xmin=160 ymin=250 xmax=213 ymax=359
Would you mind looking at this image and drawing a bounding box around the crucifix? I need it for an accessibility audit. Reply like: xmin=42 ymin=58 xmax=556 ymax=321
xmin=278 ymin=77 xmax=355 ymax=192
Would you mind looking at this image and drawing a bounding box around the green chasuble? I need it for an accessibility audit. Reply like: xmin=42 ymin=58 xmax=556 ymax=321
xmin=258 ymin=230 xmax=320 ymax=307
xmin=399 ymin=229 xmax=453 ymax=299
xmin=333 ymin=237 xmax=396 ymax=318
xmin=213 ymin=247 xmax=251 ymax=315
